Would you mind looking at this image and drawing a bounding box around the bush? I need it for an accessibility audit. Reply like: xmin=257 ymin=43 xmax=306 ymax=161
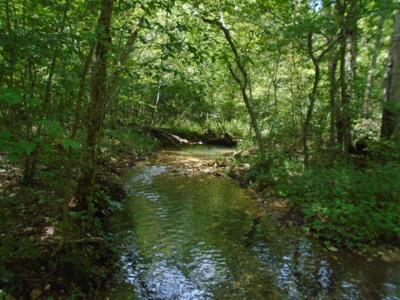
xmin=105 ymin=127 xmax=158 ymax=157
xmin=238 ymin=152 xmax=303 ymax=191
xmin=277 ymin=162 xmax=400 ymax=248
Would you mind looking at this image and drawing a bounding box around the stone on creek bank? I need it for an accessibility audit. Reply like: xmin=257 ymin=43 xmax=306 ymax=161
xmin=166 ymin=159 xmax=228 ymax=177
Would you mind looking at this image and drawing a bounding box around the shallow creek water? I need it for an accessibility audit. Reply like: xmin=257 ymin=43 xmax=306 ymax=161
xmin=108 ymin=145 xmax=400 ymax=299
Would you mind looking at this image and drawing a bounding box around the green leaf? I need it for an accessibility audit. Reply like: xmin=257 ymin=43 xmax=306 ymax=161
xmin=0 ymin=130 xmax=12 ymax=141
xmin=25 ymin=97 xmax=41 ymax=108
xmin=62 ymin=138 xmax=81 ymax=150
xmin=16 ymin=140 xmax=37 ymax=155
xmin=108 ymin=200 xmax=122 ymax=211
xmin=0 ymin=89 xmax=23 ymax=106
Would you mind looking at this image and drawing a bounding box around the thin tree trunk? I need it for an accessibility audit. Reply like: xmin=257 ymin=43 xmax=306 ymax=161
xmin=364 ymin=14 xmax=385 ymax=118
xmin=42 ymin=0 xmax=71 ymax=112
xmin=75 ymin=0 xmax=114 ymax=209
xmin=151 ymin=79 xmax=162 ymax=126
xmin=65 ymin=43 xmax=95 ymax=186
xmin=348 ymin=0 xmax=359 ymax=101
xmin=22 ymin=0 xmax=71 ymax=184
xmin=339 ymin=33 xmax=351 ymax=156
xmin=303 ymin=33 xmax=322 ymax=167
xmin=337 ymin=0 xmax=351 ymax=157
xmin=329 ymin=53 xmax=339 ymax=161
xmin=5 ymin=0 xmax=15 ymax=86
xmin=202 ymin=15 xmax=266 ymax=158
xmin=62 ymin=44 xmax=95 ymax=221
xmin=302 ymin=32 xmax=332 ymax=166
xmin=71 ymin=44 xmax=96 ymax=139
xmin=381 ymin=12 xmax=400 ymax=140
xmin=108 ymin=17 xmax=145 ymax=115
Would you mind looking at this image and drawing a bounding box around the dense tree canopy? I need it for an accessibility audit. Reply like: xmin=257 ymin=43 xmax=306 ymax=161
xmin=1 ymin=0 xmax=399 ymax=173
xmin=1 ymin=0 xmax=400 ymax=297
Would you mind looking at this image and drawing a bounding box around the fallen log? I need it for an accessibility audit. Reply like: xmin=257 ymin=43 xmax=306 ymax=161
xmin=148 ymin=127 xmax=192 ymax=147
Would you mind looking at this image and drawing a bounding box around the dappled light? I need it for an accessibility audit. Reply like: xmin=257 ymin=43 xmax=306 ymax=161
xmin=1 ymin=0 xmax=400 ymax=298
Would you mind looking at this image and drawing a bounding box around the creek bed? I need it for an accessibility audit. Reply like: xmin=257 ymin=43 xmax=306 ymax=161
xmin=107 ymin=145 xmax=400 ymax=299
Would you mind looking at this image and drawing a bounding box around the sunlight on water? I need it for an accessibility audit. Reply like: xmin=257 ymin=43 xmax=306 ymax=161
xmin=108 ymin=146 xmax=400 ymax=300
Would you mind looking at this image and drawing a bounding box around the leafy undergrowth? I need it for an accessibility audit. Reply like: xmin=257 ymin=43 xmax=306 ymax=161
xmin=0 ymin=171 xmax=122 ymax=299
xmin=0 ymin=127 xmax=158 ymax=299
xmin=277 ymin=162 xmax=400 ymax=249
xmin=228 ymin=149 xmax=400 ymax=250
xmin=105 ymin=127 xmax=159 ymax=161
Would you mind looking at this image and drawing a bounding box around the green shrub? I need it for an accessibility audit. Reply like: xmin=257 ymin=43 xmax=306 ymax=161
xmin=278 ymin=162 xmax=400 ymax=248
xmin=105 ymin=128 xmax=158 ymax=157
xmin=240 ymin=152 xmax=303 ymax=191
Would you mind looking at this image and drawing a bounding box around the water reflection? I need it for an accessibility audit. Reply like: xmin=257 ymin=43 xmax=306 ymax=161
xmin=109 ymin=146 xmax=400 ymax=299
xmin=164 ymin=145 xmax=235 ymax=160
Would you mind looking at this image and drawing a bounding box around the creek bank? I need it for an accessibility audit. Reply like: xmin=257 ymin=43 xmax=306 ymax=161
xmin=107 ymin=144 xmax=400 ymax=299
xmin=0 ymin=141 xmax=153 ymax=299
xmin=0 ymin=128 xmax=239 ymax=299
xmin=149 ymin=144 xmax=400 ymax=265
xmin=148 ymin=127 xmax=237 ymax=147
xmin=223 ymin=149 xmax=400 ymax=264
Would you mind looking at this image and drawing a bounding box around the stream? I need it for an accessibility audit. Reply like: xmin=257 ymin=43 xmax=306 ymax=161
xmin=107 ymin=145 xmax=400 ymax=299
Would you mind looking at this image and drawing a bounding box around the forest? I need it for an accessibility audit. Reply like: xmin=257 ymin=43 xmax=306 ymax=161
xmin=1 ymin=0 xmax=400 ymax=298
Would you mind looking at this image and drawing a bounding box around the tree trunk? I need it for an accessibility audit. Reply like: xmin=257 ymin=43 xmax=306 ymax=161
xmin=42 ymin=0 xmax=71 ymax=112
xmin=75 ymin=0 xmax=114 ymax=209
xmin=303 ymin=33 xmax=322 ymax=167
xmin=105 ymin=17 xmax=145 ymax=128
xmin=329 ymin=53 xmax=339 ymax=161
xmin=5 ymin=0 xmax=15 ymax=86
xmin=62 ymin=42 xmax=94 ymax=222
xmin=323 ymin=0 xmax=338 ymax=161
xmin=381 ymin=12 xmax=400 ymax=140
xmin=109 ymin=18 xmax=144 ymax=100
xmin=348 ymin=0 xmax=360 ymax=101
xmin=62 ymin=43 xmax=95 ymax=210
xmin=337 ymin=0 xmax=351 ymax=157
xmin=364 ymin=14 xmax=385 ymax=118
xmin=302 ymin=32 xmax=331 ymax=166
xmin=202 ymin=15 xmax=266 ymax=158
xmin=151 ymin=78 xmax=162 ymax=126
xmin=22 ymin=0 xmax=71 ymax=184
xmin=71 ymin=44 xmax=95 ymax=139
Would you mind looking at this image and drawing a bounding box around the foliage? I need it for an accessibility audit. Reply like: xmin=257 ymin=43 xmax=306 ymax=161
xmin=105 ymin=127 xmax=159 ymax=158
xmin=0 ymin=0 xmax=400 ymax=296
xmin=277 ymin=162 xmax=400 ymax=248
